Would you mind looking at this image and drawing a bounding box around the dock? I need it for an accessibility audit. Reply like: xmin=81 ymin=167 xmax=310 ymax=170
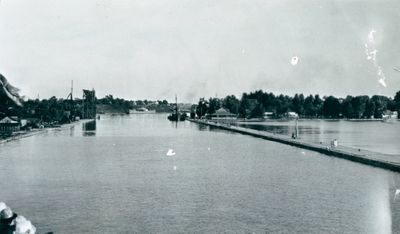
xmin=188 ymin=119 xmax=400 ymax=173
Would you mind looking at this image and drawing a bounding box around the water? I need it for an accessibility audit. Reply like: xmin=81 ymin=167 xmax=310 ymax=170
xmin=1 ymin=114 xmax=400 ymax=233
xmin=236 ymin=119 xmax=400 ymax=155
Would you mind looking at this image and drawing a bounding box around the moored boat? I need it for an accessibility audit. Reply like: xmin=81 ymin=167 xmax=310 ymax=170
xmin=167 ymin=95 xmax=186 ymax=121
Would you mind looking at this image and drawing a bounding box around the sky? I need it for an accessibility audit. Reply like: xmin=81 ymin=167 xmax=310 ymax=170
xmin=0 ymin=0 xmax=400 ymax=103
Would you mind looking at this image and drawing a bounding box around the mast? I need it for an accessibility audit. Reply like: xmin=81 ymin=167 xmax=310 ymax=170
xmin=175 ymin=94 xmax=178 ymax=113
xmin=70 ymin=80 xmax=73 ymax=101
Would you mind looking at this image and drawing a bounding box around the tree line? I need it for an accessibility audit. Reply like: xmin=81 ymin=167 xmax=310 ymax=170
xmin=1 ymin=97 xmax=82 ymax=126
xmin=97 ymin=95 xmax=171 ymax=113
xmin=194 ymin=90 xmax=400 ymax=119
xmin=0 ymin=94 xmax=173 ymax=127
xmin=2 ymin=90 xmax=399 ymax=125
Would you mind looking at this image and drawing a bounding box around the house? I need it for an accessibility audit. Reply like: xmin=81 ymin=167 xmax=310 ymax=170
xmin=382 ymin=110 xmax=398 ymax=120
xmin=263 ymin=112 xmax=274 ymax=119
xmin=211 ymin=108 xmax=236 ymax=123
xmin=287 ymin=112 xmax=299 ymax=119
xmin=0 ymin=116 xmax=20 ymax=134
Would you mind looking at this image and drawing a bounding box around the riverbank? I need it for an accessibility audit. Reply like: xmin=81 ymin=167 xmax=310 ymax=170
xmin=0 ymin=119 xmax=94 ymax=145
xmin=189 ymin=119 xmax=400 ymax=172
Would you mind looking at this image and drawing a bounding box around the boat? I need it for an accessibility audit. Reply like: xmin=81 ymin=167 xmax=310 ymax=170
xmin=179 ymin=112 xmax=187 ymax=121
xmin=168 ymin=110 xmax=186 ymax=121
xmin=167 ymin=112 xmax=179 ymax=121
xmin=167 ymin=111 xmax=186 ymax=121
xmin=167 ymin=95 xmax=185 ymax=121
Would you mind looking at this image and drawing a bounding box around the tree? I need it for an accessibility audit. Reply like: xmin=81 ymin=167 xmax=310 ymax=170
xmin=313 ymin=95 xmax=324 ymax=117
xmin=322 ymin=96 xmax=341 ymax=118
xmin=136 ymin=100 xmax=144 ymax=106
xmin=275 ymin=95 xmax=292 ymax=116
xmin=371 ymin=95 xmax=389 ymax=118
xmin=292 ymin=94 xmax=305 ymax=116
xmin=263 ymin=92 xmax=277 ymax=113
xmin=196 ymin=98 xmax=208 ymax=118
xmin=341 ymin=96 xmax=353 ymax=118
xmin=250 ymin=103 xmax=265 ymax=118
xmin=364 ymin=99 xmax=375 ymax=118
xmin=105 ymin=95 xmax=114 ymax=105
xmin=207 ymin=98 xmax=221 ymax=114
xmin=223 ymin=95 xmax=240 ymax=114
xmin=394 ymin=91 xmax=400 ymax=115
xmin=303 ymin=95 xmax=316 ymax=117
xmin=351 ymin=96 xmax=368 ymax=118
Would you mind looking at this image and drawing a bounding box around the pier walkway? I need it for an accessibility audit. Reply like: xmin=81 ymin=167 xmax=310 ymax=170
xmin=188 ymin=119 xmax=400 ymax=173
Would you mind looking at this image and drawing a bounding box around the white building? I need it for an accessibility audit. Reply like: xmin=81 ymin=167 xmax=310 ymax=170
xmin=263 ymin=112 xmax=274 ymax=119
xmin=287 ymin=112 xmax=299 ymax=118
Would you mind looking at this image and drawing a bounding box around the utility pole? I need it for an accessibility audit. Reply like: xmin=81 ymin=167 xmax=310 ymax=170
xmin=70 ymin=80 xmax=74 ymax=121
xmin=175 ymin=94 xmax=178 ymax=114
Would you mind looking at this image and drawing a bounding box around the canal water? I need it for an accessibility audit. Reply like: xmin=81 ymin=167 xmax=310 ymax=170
xmin=237 ymin=119 xmax=400 ymax=155
xmin=1 ymin=114 xmax=400 ymax=233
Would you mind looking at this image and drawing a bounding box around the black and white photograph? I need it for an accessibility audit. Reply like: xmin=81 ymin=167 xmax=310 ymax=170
xmin=1 ymin=0 xmax=400 ymax=233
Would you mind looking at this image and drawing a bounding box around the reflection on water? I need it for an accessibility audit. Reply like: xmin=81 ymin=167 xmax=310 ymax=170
xmin=238 ymin=123 xmax=337 ymax=135
xmin=69 ymin=125 xmax=75 ymax=137
xmin=0 ymin=114 xmax=399 ymax=233
xmin=82 ymin=120 xmax=96 ymax=136
xmin=197 ymin=123 xmax=209 ymax=131
xmin=170 ymin=121 xmax=178 ymax=129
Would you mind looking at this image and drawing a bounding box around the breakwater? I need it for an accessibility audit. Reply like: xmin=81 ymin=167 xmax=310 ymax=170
xmin=188 ymin=119 xmax=400 ymax=173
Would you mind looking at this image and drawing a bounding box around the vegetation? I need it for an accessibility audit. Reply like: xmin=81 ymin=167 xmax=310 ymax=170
xmin=2 ymin=91 xmax=399 ymax=126
xmin=0 ymin=96 xmax=90 ymax=126
xmin=1 ymin=93 xmax=174 ymax=128
xmin=2 ymin=70 xmax=400 ymax=125
xmin=96 ymin=95 xmax=171 ymax=113
xmin=194 ymin=90 xmax=400 ymax=119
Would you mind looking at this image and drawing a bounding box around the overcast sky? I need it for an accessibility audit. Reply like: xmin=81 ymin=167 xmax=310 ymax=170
xmin=1 ymin=0 xmax=399 ymax=103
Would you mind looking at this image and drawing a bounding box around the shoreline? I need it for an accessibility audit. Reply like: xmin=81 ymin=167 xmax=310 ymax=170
xmin=0 ymin=119 xmax=94 ymax=145
xmin=0 ymin=128 xmax=48 ymax=144
xmin=188 ymin=119 xmax=400 ymax=173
